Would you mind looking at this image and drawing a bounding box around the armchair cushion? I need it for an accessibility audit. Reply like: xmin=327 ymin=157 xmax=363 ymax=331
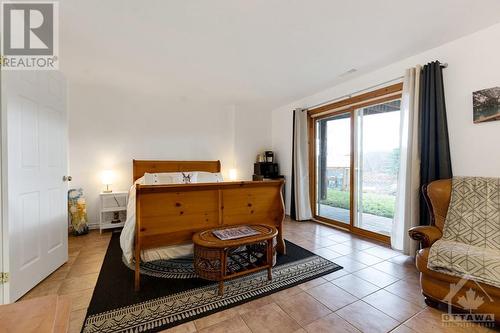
xmin=428 ymin=239 xmax=500 ymax=288
xmin=427 ymin=177 xmax=500 ymax=287
xmin=417 ymin=247 xmax=500 ymax=301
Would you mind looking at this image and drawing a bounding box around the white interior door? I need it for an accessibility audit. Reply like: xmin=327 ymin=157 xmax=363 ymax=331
xmin=2 ymin=71 xmax=68 ymax=302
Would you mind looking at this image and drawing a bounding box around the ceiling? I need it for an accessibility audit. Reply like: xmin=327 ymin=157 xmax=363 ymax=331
xmin=60 ymin=0 xmax=500 ymax=111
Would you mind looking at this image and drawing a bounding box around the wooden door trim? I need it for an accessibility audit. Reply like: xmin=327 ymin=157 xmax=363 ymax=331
xmin=308 ymin=82 xmax=403 ymax=117
xmin=311 ymin=94 xmax=402 ymax=121
xmin=349 ymin=110 xmax=354 ymax=231
xmin=313 ymin=217 xmax=390 ymax=244
xmin=352 ymin=226 xmax=391 ymax=244
xmin=314 ymin=216 xmax=350 ymax=231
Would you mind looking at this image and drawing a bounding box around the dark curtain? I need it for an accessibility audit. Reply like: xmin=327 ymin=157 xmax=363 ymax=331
xmin=419 ymin=61 xmax=453 ymax=225
xmin=290 ymin=110 xmax=297 ymax=220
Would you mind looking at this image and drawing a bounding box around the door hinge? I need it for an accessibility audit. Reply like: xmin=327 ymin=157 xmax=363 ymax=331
xmin=0 ymin=272 xmax=9 ymax=284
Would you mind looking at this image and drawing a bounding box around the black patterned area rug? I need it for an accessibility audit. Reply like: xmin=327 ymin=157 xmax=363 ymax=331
xmin=82 ymin=233 xmax=342 ymax=333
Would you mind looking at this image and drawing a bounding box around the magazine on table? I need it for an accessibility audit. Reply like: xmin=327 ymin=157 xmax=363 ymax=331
xmin=212 ymin=226 xmax=260 ymax=240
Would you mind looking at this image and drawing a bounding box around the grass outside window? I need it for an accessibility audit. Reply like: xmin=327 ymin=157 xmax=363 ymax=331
xmin=319 ymin=189 xmax=395 ymax=219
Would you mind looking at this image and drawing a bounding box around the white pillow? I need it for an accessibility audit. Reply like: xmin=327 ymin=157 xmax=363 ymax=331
xmin=143 ymin=173 xmax=154 ymax=185
xmin=144 ymin=172 xmax=174 ymax=185
xmin=196 ymin=172 xmax=224 ymax=183
xmin=143 ymin=172 xmax=193 ymax=185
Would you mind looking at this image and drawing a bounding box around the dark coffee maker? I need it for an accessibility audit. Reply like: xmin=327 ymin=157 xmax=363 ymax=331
xmin=254 ymin=162 xmax=279 ymax=178
xmin=265 ymin=151 xmax=274 ymax=163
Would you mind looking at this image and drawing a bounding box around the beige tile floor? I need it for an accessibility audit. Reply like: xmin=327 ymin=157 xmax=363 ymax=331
xmin=19 ymin=219 xmax=497 ymax=333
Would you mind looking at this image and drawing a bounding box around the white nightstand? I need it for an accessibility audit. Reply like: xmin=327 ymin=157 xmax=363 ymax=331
xmin=99 ymin=191 xmax=128 ymax=233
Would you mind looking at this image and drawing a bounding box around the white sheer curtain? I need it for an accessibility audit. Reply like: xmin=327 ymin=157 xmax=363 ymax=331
xmin=391 ymin=66 xmax=421 ymax=255
xmin=292 ymin=109 xmax=312 ymax=220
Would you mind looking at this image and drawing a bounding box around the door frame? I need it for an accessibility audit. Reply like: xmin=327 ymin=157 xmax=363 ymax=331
xmin=0 ymin=70 xmax=5 ymax=304
xmin=308 ymin=83 xmax=403 ymax=244
xmin=0 ymin=71 xmax=9 ymax=304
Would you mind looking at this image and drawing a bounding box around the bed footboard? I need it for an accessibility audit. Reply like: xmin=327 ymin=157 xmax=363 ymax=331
xmin=134 ymin=180 xmax=285 ymax=291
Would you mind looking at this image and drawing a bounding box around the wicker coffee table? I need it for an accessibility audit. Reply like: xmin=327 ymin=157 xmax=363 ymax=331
xmin=192 ymin=224 xmax=278 ymax=295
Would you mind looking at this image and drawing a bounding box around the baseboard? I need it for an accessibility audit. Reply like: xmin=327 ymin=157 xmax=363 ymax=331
xmin=87 ymin=223 xmax=100 ymax=230
xmin=67 ymin=222 xmax=100 ymax=234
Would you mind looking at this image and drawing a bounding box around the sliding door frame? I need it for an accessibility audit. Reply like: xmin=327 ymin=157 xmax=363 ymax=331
xmin=308 ymin=83 xmax=403 ymax=244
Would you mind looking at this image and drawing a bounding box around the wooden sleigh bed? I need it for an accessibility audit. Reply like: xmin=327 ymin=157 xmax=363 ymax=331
xmin=133 ymin=160 xmax=286 ymax=290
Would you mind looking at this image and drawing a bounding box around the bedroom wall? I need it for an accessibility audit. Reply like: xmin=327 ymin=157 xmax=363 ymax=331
xmin=68 ymin=82 xmax=270 ymax=225
xmin=272 ymin=22 xmax=500 ymax=214
xmin=233 ymin=105 xmax=273 ymax=179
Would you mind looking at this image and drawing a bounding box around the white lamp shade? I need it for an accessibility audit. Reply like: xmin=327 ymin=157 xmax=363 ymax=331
xmin=101 ymin=170 xmax=114 ymax=185
xmin=228 ymin=168 xmax=237 ymax=181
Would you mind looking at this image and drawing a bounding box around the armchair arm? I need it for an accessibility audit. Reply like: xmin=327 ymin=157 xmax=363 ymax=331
xmin=408 ymin=226 xmax=442 ymax=248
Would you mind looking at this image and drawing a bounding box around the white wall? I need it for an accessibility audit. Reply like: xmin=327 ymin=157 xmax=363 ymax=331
xmin=234 ymin=106 xmax=273 ymax=178
xmin=68 ymin=82 xmax=270 ymax=225
xmin=272 ymin=23 xmax=500 ymax=214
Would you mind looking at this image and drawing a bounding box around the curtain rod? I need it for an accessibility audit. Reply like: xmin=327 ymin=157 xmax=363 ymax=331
xmin=303 ymin=62 xmax=448 ymax=111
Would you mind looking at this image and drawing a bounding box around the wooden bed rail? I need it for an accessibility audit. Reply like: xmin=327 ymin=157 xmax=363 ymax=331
xmin=134 ymin=180 xmax=285 ymax=290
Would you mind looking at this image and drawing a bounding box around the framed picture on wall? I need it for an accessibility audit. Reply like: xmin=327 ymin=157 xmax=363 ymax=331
xmin=473 ymin=87 xmax=500 ymax=123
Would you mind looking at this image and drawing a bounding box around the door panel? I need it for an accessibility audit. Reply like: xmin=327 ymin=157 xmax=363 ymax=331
xmin=20 ymin=192 xmax=41 ymax=267
xmin=47 ymin=188 xmax=64 ymax=252
xmin=4 ymin=71 xmax=68 ymax=302
xmin=315 ymin=112 xmax=351 ymax=225
xmin=20 ymin=97 xmax=39 ymax=169
xmin=354 ymin=100 xmax=401 ymax=236
xmin=46 ymin=107 xmax=62 ymax=167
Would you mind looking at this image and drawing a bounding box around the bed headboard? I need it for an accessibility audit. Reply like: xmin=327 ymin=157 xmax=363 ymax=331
xmin=132 ymin=160 xmax=221 ymax=182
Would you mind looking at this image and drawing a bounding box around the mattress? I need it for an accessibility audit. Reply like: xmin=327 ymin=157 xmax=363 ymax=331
xmin=120 ymin=172 xmax=223 ymax=264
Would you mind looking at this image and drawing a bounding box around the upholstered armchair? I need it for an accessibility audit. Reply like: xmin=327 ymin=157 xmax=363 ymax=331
xmin=409 ymin=178 xmax=500 ymax=318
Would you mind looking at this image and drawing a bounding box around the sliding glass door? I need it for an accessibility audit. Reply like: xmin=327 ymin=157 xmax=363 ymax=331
xmin=315 ymin=112 xmax=351 ymax=225
xmin=310 ymin=84 xmax=402 ymax=243
xmin=354 ymin=100 xmax=401 ymax=236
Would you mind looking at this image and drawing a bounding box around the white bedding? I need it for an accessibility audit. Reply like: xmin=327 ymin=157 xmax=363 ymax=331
xmin=120 ymin=172 xmax=223 ymax=264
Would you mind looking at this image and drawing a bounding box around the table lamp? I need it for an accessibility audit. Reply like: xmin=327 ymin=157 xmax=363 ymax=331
xmin=228 ymin=168 xmax=237 ymax=181
xmin=101 ymin=170 xmax=114 ymax=193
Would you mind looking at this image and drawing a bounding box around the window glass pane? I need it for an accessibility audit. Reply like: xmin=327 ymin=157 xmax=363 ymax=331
xmin=354 ymin=99 xmax=401 ymax=236
xmin=316 ymin=112 xmax=351 ymax=224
